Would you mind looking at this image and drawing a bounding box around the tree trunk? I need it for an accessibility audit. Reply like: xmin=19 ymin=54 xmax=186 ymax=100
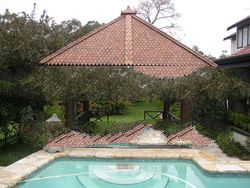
xmin=163 ymin=100 xmax=171 ymax=121
xmin=65 ymin=99 xmax=75 ymax=127
xmin=181 ymin=100 xmax=192 ymax=121
xmin=82 ymin=100 xmax=90 ymax=122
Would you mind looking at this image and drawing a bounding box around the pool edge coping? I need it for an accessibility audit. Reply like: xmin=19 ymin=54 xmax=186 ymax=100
xmin=0 ymin=148 xmax=250 ymax=187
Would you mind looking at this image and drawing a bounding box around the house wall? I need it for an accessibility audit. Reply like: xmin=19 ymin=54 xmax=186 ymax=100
xmin=231 ymin=38 xmax=237 ymax=54
xmin=233 ymin=131 xmax=249 ymax=147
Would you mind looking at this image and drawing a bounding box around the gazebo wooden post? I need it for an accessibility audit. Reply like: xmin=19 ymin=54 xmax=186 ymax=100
xmin=162 ymin=100 xmax=171 ymax=121
xmin=65 ymin=99 xmax=75 ymax=127
xmin=82 ymin=100 xmax=90 ymax=122
xmin=180 ymin=100 xmax=193 ymax=121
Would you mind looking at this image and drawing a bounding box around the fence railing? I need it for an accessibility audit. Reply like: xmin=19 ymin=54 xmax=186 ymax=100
xmin=0 ymin=133 xmax=21 ymax=150
xmin=75 ymin=110 xmax=110 ymax=122
xmin=144 ymin=110 xmax=180 ymax=121
xmin=144 ymin=110 xmax=163 ymax=120
xmin=90 ymin=110 xmax=109 ymax=122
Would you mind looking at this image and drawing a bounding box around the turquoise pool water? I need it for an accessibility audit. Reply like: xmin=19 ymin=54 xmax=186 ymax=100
xmin=18 ymin=158 xmax=250 ymax=188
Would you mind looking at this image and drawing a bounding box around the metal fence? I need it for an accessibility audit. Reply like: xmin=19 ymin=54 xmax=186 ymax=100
xmin=0 ymin=134 xmax=21 ymax=150
xmin=144 ymin=110 xmax=180 ymax=121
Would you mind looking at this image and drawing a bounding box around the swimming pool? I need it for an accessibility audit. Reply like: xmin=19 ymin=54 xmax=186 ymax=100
xmin=17 ymin=158 xmax=250 ymax=188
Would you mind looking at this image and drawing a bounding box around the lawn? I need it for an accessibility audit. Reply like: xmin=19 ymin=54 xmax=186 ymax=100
xmin=91 ymin=101 xmax=181 ymax=135
xmin=106 ymin=101 xmax=163 ymax=122
xmin=93 ymin=100 xmax=180 ymax=122
xmin=0 ymin=101 xmax=181 ymax=166
xmin=0 ymin=143 xmax=40 ymax=166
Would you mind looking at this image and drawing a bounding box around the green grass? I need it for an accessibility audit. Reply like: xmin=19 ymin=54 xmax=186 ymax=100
xmin=91 ymin=100 xmax=180 ymax=123
xmin=0 ymin=101 xmax=181 ymax=166
xmin=0 ymin=143 xmax=40 ymax=166
xmin=90 ymin=101 xmax=181 ymax=135
xmin=102 ymin=101 xmax=163 ymax=122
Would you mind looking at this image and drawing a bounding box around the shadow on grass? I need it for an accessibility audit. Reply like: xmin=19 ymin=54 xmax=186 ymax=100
xmin=0 ymin=142 xmax=40 ymax=166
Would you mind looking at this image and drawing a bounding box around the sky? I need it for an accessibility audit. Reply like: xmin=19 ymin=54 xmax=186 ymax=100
xmin=0 ymin=0 xmax=249 ymax=57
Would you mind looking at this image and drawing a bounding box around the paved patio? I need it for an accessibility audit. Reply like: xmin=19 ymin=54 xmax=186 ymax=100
xmin=0 ymin=125 xmax=248 ymax=187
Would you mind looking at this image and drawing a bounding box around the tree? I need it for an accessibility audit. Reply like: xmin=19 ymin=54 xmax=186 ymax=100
xmin=0 ymin=5 xmax=102 ymax=129
xmin=192 ymin=45 xmax=216 ymax=61
xmin=219 ymin=50 xmax=229 ymax=59
xmin=137 ymin=0 xmax=180 ymax=35
xmin=25 ymin=66 xmax=146 ymax=126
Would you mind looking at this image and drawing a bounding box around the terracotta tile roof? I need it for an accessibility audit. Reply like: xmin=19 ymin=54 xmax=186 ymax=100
xmin=40 ymin=8 xmax=216 ymax=78
xmin=46 ymin=125 xmax=149 ymax=148
xmin=168 ymin=126 xmax=214 ymax=147
xmin=232 ymin=46 xmax=250 ymax=56
xmin=46 ymin=125 xmax=214 ymax=148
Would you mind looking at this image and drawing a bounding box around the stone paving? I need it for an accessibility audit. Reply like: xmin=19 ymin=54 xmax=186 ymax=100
xmin=1 ymin=126 xmax=250 ymax=187
xmin=130 ymin=127 xmax=167 ymax=144
xmin=0 ymin=148 xmax=250 ymax=187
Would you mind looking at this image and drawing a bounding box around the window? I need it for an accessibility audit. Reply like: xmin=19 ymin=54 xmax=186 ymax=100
xmin=243 ymin=27 xmax=248 ymax=46
xmin=237 ymin=26 xmax=250 ymax=48
xmin=237 ymin=28 xmax=243 ymax=48
xmin=248 ymin=25 xmax=250 ymax=45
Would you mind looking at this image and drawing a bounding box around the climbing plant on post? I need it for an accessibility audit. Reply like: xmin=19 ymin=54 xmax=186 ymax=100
xmin=25 ymin=66 xmax=145 ymax=127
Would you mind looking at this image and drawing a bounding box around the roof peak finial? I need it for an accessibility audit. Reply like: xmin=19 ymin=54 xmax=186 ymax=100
xmin=121 ymin=5 xmax=136 ymax=15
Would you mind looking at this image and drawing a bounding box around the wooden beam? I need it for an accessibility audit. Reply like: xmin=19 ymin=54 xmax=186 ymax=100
xmin=65 ymin=99 xmax=75 ymax=127
xmin=163 ymin=100 xmax=171 ymax=121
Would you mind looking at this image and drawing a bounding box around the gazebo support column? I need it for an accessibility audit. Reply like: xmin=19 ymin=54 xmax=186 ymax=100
xmin=181 ymin=100 xmax=192 ymax=121
xmin=163 ymin=100 xmax=171 ymax=121
xmin=65 ymin=99 xmax=75 ymax=127
xmin=82 ymin=100 xmax=90 ymax=122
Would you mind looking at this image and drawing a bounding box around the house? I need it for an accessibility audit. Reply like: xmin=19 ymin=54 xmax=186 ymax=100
xmin=214 ymin=16 xmax=250 ymax=115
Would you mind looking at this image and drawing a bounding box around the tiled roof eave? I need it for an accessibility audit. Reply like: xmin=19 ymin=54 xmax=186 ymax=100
xmin=40 ymin=16 xmax=125 ymax=65
xmin=131 ymin=15 xmax=217 ymax=67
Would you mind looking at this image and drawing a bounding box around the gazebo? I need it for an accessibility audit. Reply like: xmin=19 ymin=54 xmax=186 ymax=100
xmin=40 ymin=6 xmax=216 ymax=124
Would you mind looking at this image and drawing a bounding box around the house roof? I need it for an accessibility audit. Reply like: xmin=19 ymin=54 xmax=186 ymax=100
xmin=227 ymin=16 xmax=250 ymax=30
xmin=223 ymin=32 xmax=236 ymax=41
xmin=214 ymin=53 xmax=250 ymax=68
xmin=45 ymin=124 xmax=214 ymax=148
xmin=40 ymin=6 xmax=216 ymax=78
xmin=46 ymin=124 xmax=149 ymax=148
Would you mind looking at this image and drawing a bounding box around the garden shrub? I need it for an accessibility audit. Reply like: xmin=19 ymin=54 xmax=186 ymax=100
xmin=74 ymin=120 xmax=155 ymax=136
xmin=226 ymin=111 xmax=250 ymax=132
xmin=191 ymin=93 xmax=226 ymax=128
xmin=246 ymin=138 xmax=250 ymax=152
xmin=20 ymin=106 xmax=67 ymax=147
xmin=223 ymin=141 xmax=247 ymax=157
xmin=44 ymin=104 xmax=65 ymax=121
xmin=215 ymin=131 xmax=233 ymax=151
xmin=154 ymin=119 xmax=189 ymax=136
xmin=74 ymin=121 xmax=97 ymax=135
xmin=106 ymin=120 xmax=154 ymax=135
xmin=22 ymin=121 xmax=68 ymax=147
xmin=169 ymin=103 xmax=181 ymax=118
xmin=196 ymin=123 xmax=250 ymax=160
xmin=91 ymin=100 xmax=130 ymax=115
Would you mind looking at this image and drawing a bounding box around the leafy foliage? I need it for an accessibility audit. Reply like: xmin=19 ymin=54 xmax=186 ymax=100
xmin=44 ymin=103 xmax=65 ymax=120
xmin=90 ymin=100 xmax=130 ymax=115
xmin=192 ymin=94 xmax=226 ymax=127
xmin=25 ymin=66 xmax=146 ymax=103
xmin=154 ymin=119 xmax=188 ymax=136
xmin=226 ymin=111 xmax=250 ymax=132
xmin=0 ymin=5 xmax=102 ymax=133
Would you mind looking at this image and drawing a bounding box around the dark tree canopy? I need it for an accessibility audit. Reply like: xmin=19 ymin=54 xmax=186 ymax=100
xmin=25 ymin=66 xmax=146 ymax=103
xmin=0 ymin=5 xmax=102 ymax=131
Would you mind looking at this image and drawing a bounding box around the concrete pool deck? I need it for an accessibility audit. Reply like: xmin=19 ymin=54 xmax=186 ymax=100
xmin=0 ymin=148 xmax=250 ymax=187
